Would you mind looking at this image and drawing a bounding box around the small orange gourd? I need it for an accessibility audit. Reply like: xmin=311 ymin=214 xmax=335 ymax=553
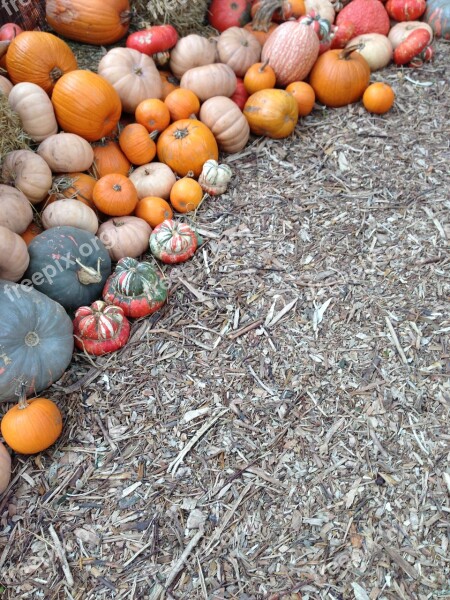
xmin=362 ymin=82 xmax=395 ymax=114
xmin=244 ymin=61 xmax=276 ymax=94
xmin=135 ymin=196 xmax=174 ymax=227
xmin=93 ymin=173 xmax=138 ymax=216
xmin=170 ymin=177 xmax=203 ymax=213
xmin=286 ymin=81 xmax=315 ymax=116
xmin=164 ymin=88 xmax=200 ymax=121
xmin=119 ymin=124 xmax=157 ymax=166
xmin=91 ymin=140 xmax=131 ymax=178
xmin=135 ymin=98 xmax=171 ymax=133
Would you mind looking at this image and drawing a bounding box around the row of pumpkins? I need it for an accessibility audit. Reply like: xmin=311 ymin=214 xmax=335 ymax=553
xmin=0 ymin=0 xmax=448 ymax=491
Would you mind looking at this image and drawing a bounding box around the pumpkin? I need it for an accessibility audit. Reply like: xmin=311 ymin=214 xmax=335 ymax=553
xmin=61 ymin=173 xmax=97 ymax=209
xmin=8 ymin=82 xmax=58 ymax=142
xmin=37 ymin=133 xmax=94 ymax=174
xmin=21 ymin=223 xmax=43 ymax=246
xmin=385 ymin=0 xmax=426 ymax=21
xmin=308 ymin=47 xmax=371 ymax=108
xmin=91 ymin=140 xmax=131 ymax=179
xmin=261 ymin=21 xmax=320 ymax=85
xmin=243 ymin=21 xmax=279 ymax=46
xmin=198 ymin=160 xmax=233 ymax=196
xmin=0 ymin=281 xmax=73 ymax=402
xmin=93 ymin=174 xmax=138 ymax=217
xmin=157 ymin=119 xmax=219 ymax=177
xmin=0 ymin=184 xmax=33 ymax=234
xmin=0 ymin=23 xmax=23 ymax=41
xmin=393 ymin=28 xmax=433 ymax=65
xmin=25 ymin=226 xmax=112 ymax=311
xmin=285 ymin=81 xmax=315 ymax=116
xmin=103 ymin=257 xmax=168 ymax=318
xmin=126 ymin=24 xmax=178 ymax=57
xmin=129 ymin=163 xmax=177 ymax=200
xmin=0 ymin=226 xmax=30 ymax=281
xmin=362 ymin=82 xmax=395 ymax=114
xmin=159 ymin=70 xmax=180 ymax=100
xmin=180 ymin=63 xmax=237 ymax=102
xmin=170 ymin=177 xmax=204 ymax=213
xmin=251 ymin=0 xmax=306 ymax=25
xmin=73 ymin=301 xmax=130 ymax=355
xmin=336 ymin=0 xmax=390 ymax=36
xmin=149 ymin=219 xmax=199 ymax=264
xmin=2 ymin=150 xmax=52 ymax=205
xmin=217 ymin=27 xmax=262 ymax=77
xmin=97 ymin=47 xmax=162 ymax=114
xmin=6 ymin=32 xmax=77 ymax=94
xmin=41 ymin=199 xmax=99 ymax=234
xmin=0 ymin=75 xmax=13 ymax=96
xmin=51 ymin=70 xmax=122 ymax=143
xmin=97 ymin=216 xmax=151 ymax=261
xmin=0 ymin=442 xmax=11 ymax=494
xmin=135 ymin=196 xmax=173 ymax=228
xmin=345 ymin=34 xmax=393 ymax=71
xmin=422 ymin=0 xmax=450 ymax=39
xmin=135 ymin=98 xmax=171 ymax=134
xmin=244 ymin=60 xmax=276 ymax=94
xmin=208 ymin=0 xmax=252 ymax=31
xmin=199 ymin=96 xmax=250 ymax=153
xmin=388 ymin=21 xmax=433 ymax=49
xmin=170 ymin=34 xmax=218 ymax=79
xmin=1 ymin=385 xmax=62 ymax=454
xmin=46 ymin=0 xmax=131 ymax=45
xmin=164 ymin=88 xmax=200 ymax=121
xmin=230 ymin=77 xmax=250 ymax=110
xmin=304 ymin=0 xmax=334 ymax=23
xmin=331 ymin=20 xmax=356 ymax=49
xmin=243 ymin=89 xmax=298 ymax=138
xmin=119 ymin=124 xmax=157 ymax=166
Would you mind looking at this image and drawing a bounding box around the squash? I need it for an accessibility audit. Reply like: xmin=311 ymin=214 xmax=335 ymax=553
xmin=91 ymin=140 xmax=131 ymax=179
xmin=21 ymin=223 xmax=43 ymax=246
xmin=2 ymin=150 xmax=52 ymax=204
xmin=285 ymin=81 xmax=315 ymax=116
xmin=149 ymin=219 xmax=199 ymax=264
xmin=6 ymin=31 xmax=77 ymax=94
xmin=388 ymin=21 xmax=433 ymax=49
xmin=119 ymin=124 xmax=157 ymax=166
xmin=261 ymin=21 xmax=320 ymax=85
xmin=180 ymin=63 xmax=237 ymax=102
xmin=244 ymin=61 xmax=276 ymax=94
xmin=37 ymin=133 xmax=94 ymax=174
xmin=25 ymin=226 xmax=112 ymax=311
xmin=217 ymin=27 xmax=262 ymax=77
xmin=135 ymin=196 xmax=173 ymax=228
xmin=129 ymin=163 xmax=176 ymax=200
xmin=60 ymin=173 xmax=97 ymax=210
xmin=230 ymin=77 xmax=250 ymax=110
xmin=346 ymin=34 xmax=393 ymax=71
xmin=93 ymin=174 xmax=138 ymax=217
xmin=251 ymin=0 xmax=307 ymax=24
xmin=41 ymin=199 xmax=99 ymax=234
xmin=199 ymin=96 xmax=250 ymax=153
xmin=46 ymin=0 xmax=131 ymax=46
xmin=157 ymin=119 xmax=219 ymax=177
xmin=159 ymin=70 xmax=180 ymax=100
xmin=336 ymin=0 xmax=390 ymax=36
xmin=97 ymin=216 xmax=151 ymax=261
xmin=103 ymin=257 xmax=168 ymax=318
xmin=164 ymin=88 xmax=200 ymax=121
xmin=170 ymin=177 xmax=203 ymax=213
xmin=243 ymin=21 xmax=279 ymax=46
xmin=51 ymin=70 xmax=122 ymax=143
xmin=393 ymin=28 xmax=433 ymax=66
xmin=0 ymin=281 xmax=74 ymax=402
xmin=243 ymin=89 xmax=298 ymax=138
xmin=170 ymin=34 xmax=218 ymax=79
xmin=73 ymin=300 xmax=130 ymax=355
xmin=0 ymin=75 xmax=13 ymax=96
xmin=8 ymin=82 xmax=58 ymax=142
xmin=385 ymin=0 xmax=426 ymax=21
xmin=0 ymin=226 xmax=30 ymax=282
xmin=362 ymin=82 xmax=395 ymax=114
xmin=0 ymin=442 xmax=11 ymax=494
xmin=135 ymin=98 xmax=171 ymax=134
xmin=422 ymin=0 xmax=450 ymax=39
xmin=126 ymin=24 xmax=178 ymax=57
xmin=0 ymin=184 xmax=33 ymax=234
xmin=198 ymin=160 xmax=233 ymax=196
xmin=97 ymin=47 xmax=162 ymax=114
xmin=304 ymin=0 xmax=334 ymax=22
xmin=208 ymin=0 xmax=252 ymax=31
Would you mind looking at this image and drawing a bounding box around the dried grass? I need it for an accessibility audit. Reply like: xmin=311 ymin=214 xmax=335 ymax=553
xmin=0 ymin=95 xmax=30 ymax=163
xmin=131 ymin=0 xmax=213 ymax=36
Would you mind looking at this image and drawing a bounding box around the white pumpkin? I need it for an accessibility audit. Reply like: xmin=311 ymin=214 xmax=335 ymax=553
xmin=198 ymin=160 xmax=232 ymax=196
xmin=346 ymin=34 xmax=393 ymax=72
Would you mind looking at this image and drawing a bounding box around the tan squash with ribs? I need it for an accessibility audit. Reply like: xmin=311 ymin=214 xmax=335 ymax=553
xmin=199 ymin=96 xmax=250 ymax=153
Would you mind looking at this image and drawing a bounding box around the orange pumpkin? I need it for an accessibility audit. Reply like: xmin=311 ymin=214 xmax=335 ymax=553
xmin=119 ymin=124 xmax=157 ymax=166
xmin=21 ymin=222 xmax=43 ymax=246
xmin=244 ymin=61 xmax=277 ymax=94
xmin=164 ymin=88 xmax=200 ymax=121
xmin=62 ymin=172 xmax=97 ymax=209
xmin=243 ymin=88 xmax=298 ymax=138
xmin=159 ymin=70 xmax=180 ymax=99
xmin=6 ymin=31 xmax=77 ymax=94
xmin=135 ymin=98 xmax=171 ymax=133
xmin=243 ymin=22 xmax=279 ymax=46
xmin=91 ymin=140 xmax=131 ymax=178
xmin=251 ymin=0 xmax=306 ymax=24
xmin=156 ymin=119 xmax=219 ymax=177
xmin=362 ymin=82 xmax=395 ymax=114
xmin=93 ymin=173 xmax=138 ymax=216
xmin=170 ymin=177 xmax=204 ymax=213
xmin=135 ymin=196 xmax=173 ymax=227
xmin=286 ymin=81 xmax=315 ymax=116
xmin=52 ymin=70 xmax=122 ymax=142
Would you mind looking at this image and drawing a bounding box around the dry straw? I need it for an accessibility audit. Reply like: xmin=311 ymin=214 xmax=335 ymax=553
xmin=131 ymin=0 xmax=212 ymax=36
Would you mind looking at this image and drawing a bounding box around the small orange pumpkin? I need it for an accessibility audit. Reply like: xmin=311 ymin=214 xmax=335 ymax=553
xmin=21 ymin=222 xmax=43 ymax=246
xmin=62 ymin=172 xmax=97 ymax=209
xmin=91 ymin=140 xmax=131 ymax=178
xmin=93 ymin=173 xmax=138 ymax=216
xmin=135 ymin=196 xmax=173 ymax=227
xmin=135 ymin=98 xmax=171 ymax=133
xmin=170 ymin=177 xmax=204 ymax=213
xmin=243 ymin=88 xmax=298 ymax=138
xmin=286 ymin=81 xmax=315 ymax=116
xmin=159 ymin=70 xmax=180 ymax=99
xmin=244 ymin=60 xmax=277 ymax=94
xmin=362 ymin=82 xmax=395 ymax=114
xmin=119 ymin=124 xmax=157 ymax=166
xmin=243 ymin=21 xmax=279 ymax=46
xmin=164 ymin=88 xmax=200 ymax=121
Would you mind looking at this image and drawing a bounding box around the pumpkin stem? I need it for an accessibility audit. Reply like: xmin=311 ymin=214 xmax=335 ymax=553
xmin=252 ymin=0 xmax=282 ymax=30
xmin=76 ymin=258 xmax=103 ymax=285
xmin=112 ymin=183 xmax=122 ymax=192
xmin=173 ymin=127 xmax=190 ymax=140
xmin=259 ymin=59 xmax=270 ymax=73
xmin=17 ymin=382 xmax=29 ymax=410
xmin=120 ymin=10 xmax=131 ymax=25
xmin=339 ymin=43 xmax=364 ymax=59
xmin=49 ymin=66 xmax=63 ymax=83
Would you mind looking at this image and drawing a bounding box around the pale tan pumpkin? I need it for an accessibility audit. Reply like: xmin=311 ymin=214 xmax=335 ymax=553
xmin=0 ymin=442 xmax=11 ymax=495
xmin=128 ymin=162 xmax=176 ymax=200
xmin=37 ymin=133 xmax=94 ymax=173
xmin=180 ymin=63 xmax=237 ymax=102
xmin=0 ymin=75 xmax=13 ymax=96
xmin=217 ymin=27 xmax=262 ymax=78
xmin=1 ymin=150 xmax=52 ymax=204
xmin=304 ymin=0 xmax=335 ymax=23
xmin=0 ymin=225 xmax=30 ymax=282
xmin=346 ymin=34 xmax=393 ymax=71
xmin=97 ymin=216 xmax=151 ymax=261
xmin=0 ymin=184 xmax=33 ymax=234
xmin=8 ymin=82 xmax=58 ymax=142
xmin=41 ymin=198 xmax=99 ymax=234
xmin=170 ymin=34 xmax=218 ymax=79
xmin=97 ymin=47 xmax=162 ymax=114
xmin=199 ymin=96 xmax=250 ymax=153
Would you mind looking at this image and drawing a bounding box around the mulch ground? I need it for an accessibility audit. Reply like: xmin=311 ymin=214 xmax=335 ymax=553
xmin=0 ymin=37 xmax=449 ymax=600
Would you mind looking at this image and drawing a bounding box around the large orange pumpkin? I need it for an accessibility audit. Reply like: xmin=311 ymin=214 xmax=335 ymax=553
xmin=156 ymin=119 xmax=219 ymax=177
xmin=6 ymin=32 xmax=77 ymax=94
xmin=52 ymin=70 xmax=122 ymax=142
xmin=46 ymin=0 xmax=131 ymax=46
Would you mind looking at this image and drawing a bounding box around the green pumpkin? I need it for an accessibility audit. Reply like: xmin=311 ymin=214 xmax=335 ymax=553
xmin=423 ymin=0 xmax=450 ymax=39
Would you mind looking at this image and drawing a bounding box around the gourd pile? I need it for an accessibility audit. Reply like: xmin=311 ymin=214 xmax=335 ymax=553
xmin=0 ymin=0 xmax=448 ymax=481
